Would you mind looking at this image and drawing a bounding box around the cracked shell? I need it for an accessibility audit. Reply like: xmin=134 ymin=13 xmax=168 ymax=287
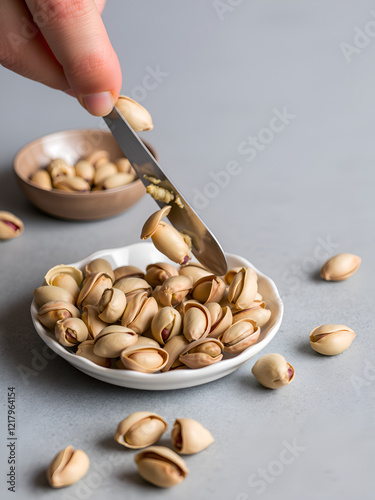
xmin=116 ymin=95 xmax=154 ymax=132
xmin=0 ymin=211 xmax=24 ymax=240
xmin=81 ymin=305 xmax=108 ymax=339
xmin=157 ymin=275 xmax=193 ymax=307
xmin=84 ymin=258 xmax=114 ymax=281
xmin=228 ymin=267 xmax=258 ymax=310
xmin=114 ymin=277 xmax=151 ymax=301
xmin=206 ymin=302 xmax=233 ymax=338
xmin=114 ymin=412 xmax=168 ymax=449
xmin=252 ymin=353 xmax=295 ymax=389
xmin=77 ymin=272 xmax=113 ymax=308
xmin=121 ymin=291 xmax=158 ymax=334
xmin=232 ymin=301 xmax=271 ymax=328
xmin=191 ymin=275 xmax=226 ymax=304
xmin=219 ymin=319 xmax=260 ymax=354
xmin=98 ymin=287 xmax=127 ymax=323
xmin=309 ymin=324 xmax=356 ymax=355
xmin=178 ymin=263 xmax=212 ymax=285
xmin=114 ymin=265 xmax=145 ymax=283
xmin=55 ymin=318 xmax=88 ymax=347
xmin=76 ymin=340 xmax=111 ymax=367
xmin=161 ymin=335 xmax=189 ymax=372
xmin=44 ymin=265 xmax=83 ymax=288
xmin=171 ymin=418 xmax=214 ymax=455
xmin=145 ymin=262 xmax=178 ymax=287
xmin=320 ymin=253 xmax=361 ymax=281
xmin=37 ymin=301 xmax=80 ymax=329
xmin=47 ymin=445 xmax=90 ymax=488
xmin=182 ymin=301 xmax=211 ymax=342
xmin=121 ymin=345 xmax=169 ymax=373
xmin=179 ymin=338 xmax=223 ymax=369
xmin=151 ymin=306 xmax=182 ymax=344
xmin=33 ymin=285 xmax=75 ymax=308
xmin=93 ymin=325 xmax=138 ymax=358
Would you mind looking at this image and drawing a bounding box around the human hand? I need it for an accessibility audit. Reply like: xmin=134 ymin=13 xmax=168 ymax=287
xmin=0 ymin=0 xmax=122 ymax=116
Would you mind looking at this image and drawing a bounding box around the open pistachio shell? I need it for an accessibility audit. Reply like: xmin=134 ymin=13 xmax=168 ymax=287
xmin=252 ymin=353 xmax=295 ymax=389
xmin=55 ymin=318 xmax=88 ymax=347
xmin=121 ymin=345 xmax=169 ymax=373
xmin=33 ymin=285 xmax=75 ymax=308
xmin=84 ymin=258 xmax=115 ymax=281
xmin=191 ymin=275 xmax=226 ymax=304
xmin=37 ymin=301 xmax=80 ymax=330
xmin=219 ymin=319 xmax=260 ymax=354
xmin=81 ymin=305 xmax=108 ymax=339
xmin=30 ymin=169 xmax=52 ymax=190
xmin=206 ymin=302 xmax=233 ymax=338
xmin=76 ymin=340 xmax=111 ymax=367
xmin=145 ymin=262 xmax=179 ymax=287
xmin=77 ymin=272 xmax=113 ymax=308
xmin=115 ymin=412 xmax=168 ymax=449
xmin=74 ymin=160 xmax=95 ymax=183
xmin=179 ymin=338 xmax=223 ymax=369
xmin=116 ymin=95 xmax=154 ymax=132
xmin=44 ymin=265 xmax=83 ymax=288
xmin=232 ymin=301 xmax=271 ymax=328
xmin=114 ymin=265 xmax=145 ymax=282
xmin=151 ymin=306 xmax=182 ymax=344
xmin=171 ymin=418 xmax=214 ymax=455
xmin=121 ymin=291 xmax=158 ymax=334
xmin=47 ymin=445 xmax=90 ymax=488
xmin=116 ymin=337 xmax=161 ymax=369
xmin=309 ymin=324 xmax=356 ymax=355
xmin=182 ymin=301 xmax=211 ymax=342
xmin=223 ymin=267 xmax=242 ymax=285
xmin=161 ymin=335 xmax=189 ymax=372
xmin=134 ymin=446 xmax=189 ymax=488
xmin=98 ymin=287 xmax=127 ymax=323
xmin=157 ymin=275 xmax=193 ymax=307
xmin=228 ymin=267 xmax=258 ymax=310
xmin=0 ymin=211 xmax=24 ymax=240
xmin=93 ymin=325 xmax=138 ymax=358
xmin=320 ymin=253 xmax=361 ymax=281
xmin=53 ymin=176 xmax=91 ymax=192
xmin=50 ymin=274 xmax=80 ymax=302
xmin=114 ymin=277 xmax=151 ymax=301
xmin=178 ymin=263 xmax=211 ymax=285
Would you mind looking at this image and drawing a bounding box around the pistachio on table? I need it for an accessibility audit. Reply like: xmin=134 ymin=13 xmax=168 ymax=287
xmin=309 ymin=324 xmax=356 ymax=355
xmin=47 ymin=445 xmax=90 ymax=488
xmin=171 ymin=418 xmax=214 ymax=455
xmin=114 ymin=412 xmax=167 ymax=449
xmin=252 ymin=353 xmax=295 ymax=389
xmin=0 ymin=211 xmax=24 ymax=240
xmin=320 ymin=253 xmax=361 ymax=281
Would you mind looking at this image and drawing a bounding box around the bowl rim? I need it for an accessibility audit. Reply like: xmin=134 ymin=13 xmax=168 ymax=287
xmin=30 ymin=242 xmax=284 ymax=388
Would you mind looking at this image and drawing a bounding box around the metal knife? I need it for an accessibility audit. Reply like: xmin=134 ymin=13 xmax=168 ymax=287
xmin=103 ymin=106 xmax=228 ymax=276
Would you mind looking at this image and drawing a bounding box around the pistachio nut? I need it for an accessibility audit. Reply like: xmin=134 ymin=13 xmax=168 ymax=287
xmin=76 ymin=340 xmax=111 ymax=368
xmin=116 ymin=336 xmax=161 ymax=369
xmin=77 ymin=272 xmax=113 ymax=308
xmin=30 ymin=169 xmax=52 ymax=190
xmin=223 ymin=267 xmax=242 ymax=285
xmin=228 ymin=267 xmax=258 ymax=310
xmin=206 ymin=302 xmax=233 ymax=338
xmin=219 ymin=319 xmax=260 ymax=354
xmin=115 ymin=157 xmax=133 ymax=173
xmin=114 ymin=277 xmax=151 ymax=301
xmin=157 ymin=275 xmax=193 ymax=307
xmin=232 ymin=301 xmax=271 ymax=328
xmin=93 ymin=325 xmax=138 ymax=358
xmin=320 ymin=253 xmax=361 ymax=281
xmin=81 ymin=305 xmax=108 ymax=339
xmin=47 ymin=445 xmax=90 ymax=488
xmin=121 ymin=345 xmax=169 ymax=373
xmin=309 ymin=324 xmax=356 ymax=355
xmin=252 ymin=353 xmax=295 ymax=389
xmin=114 ymin=412 xmax=168 ymax=449
xmin=84 ymin=258 xmax=115 ymax=281
xmin=44 ymin=264 xmax=83 ymax=288
xmin=37 ymin=300 xmax=80 ymax=329
xmin=53 ymin=176 xmax=91 ymax=192
xmin=141 ymin=206 xmax=192 ymax=265
xmin=98 ymin=287 xmax=127 ymax=323
xmin=146 ymin=184 xmax=175 ymax=203
xmin=121 ymin=291 xmax=158 ymax=334
xmin=93 ymin=162 xmax=118 ymax=186
xmin=151 ymin=306 xmax=182 ymax=344
xmin=191 ymin=275 xmax=226 ymax=304
xmin=33 ymin=285 xmax=75 ymax=308
xmin=178 ymin=263 xmax=212 ymax=285
xmin=179 ymin=338 xmax=223 ymax=369
xmin=115 ymin=95 xmax=154 ymax=132
xmin=145 ymin=262 xmax=178 ymax=287
xmin=113 ymin=265 xmax=144 ymax=282
xmin=74 ymin=160 xmax=95 ymax=183
xmin=102 ymin=172 xmax=135 ymax=189
xmin=0 ymin=211 xmax=24 ymax=240
xmin=47 ymin=158 xmax=75 ymax=179
xmin=171 ymin=418 xmax=214 ymax=455
xmin=161 ymin=335 xmax=189 ymax=371
xmin=134 ymin=446 xmax=189 ymax=488
xmin=55 ymin=318 xmax=88 ymax=347
xmin=85 ymin=150 xmax=110 ymax=167
xmin=50 ymin=274 xmax=80 ymax=302
xmin=182 ymin=301 xmax=211 ymax=342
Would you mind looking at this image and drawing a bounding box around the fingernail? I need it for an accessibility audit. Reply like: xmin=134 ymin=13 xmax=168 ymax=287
xmin=82 ymin=91 xmax=114 ymax=116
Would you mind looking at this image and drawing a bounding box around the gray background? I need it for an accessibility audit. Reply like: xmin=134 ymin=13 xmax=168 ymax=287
xmin=1 ymin=1 xmax=374 ymax=499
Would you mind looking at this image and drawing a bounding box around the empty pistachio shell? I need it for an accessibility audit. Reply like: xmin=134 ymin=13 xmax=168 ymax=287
xmin=171 ymin=418 xmax=214 ymax=455
xmin=134 ymin=446 xmax=189 ymax=488
xmin=116 ymin=95 xmax=154 ymax=132
xmin=228 ymin=267 xmax=258 ymax=310
xmin=232 ymin=301 xmax=271 ymax=328
xmin=157 ymin=275 xmax=193 ymax=307
xmin=84 ymin=258 xmax=115 ymax=281
xmin=145 ymin=262 xmax=179 ymax=287
xmin=114 ymin=277 xmax=151 ymax=300
xmin=252 ymin=353 xmax=295 ymax=389
xmin=98 ymin=287 xmax=127 ymax=323
xmin=74 ymin=160 xmax=95 ymax=183
xmin=161 ymin=335 xmax=190 ymax=371
xmin=179 ymin=338 xmax=223 ymax=369
xmin=206 ymin=302 xmax=233 ymax=338
xmin=51 ymin=274 xmax=80 ymax=302
xmin=53 ymin=176 xmax=91 ymax=192
xmin=55 ymin=318 xmax=88 ymax=347
xmin=121 ymin=291 xmax=158 ymax=334
xmin=115 ymin=412 xmax=168 ymax=449
xmin=182 ymin=301 xmax=211 ymax=342
xmin=151 ymin=306 xmax=182 ymax=344
xmin=33 ymin=285 xmax=75 ymax=308
xmin=81 ymin=305 xmax=108 ymax=339
xmin=37 ymin=301 xmax=80 ymax=329
xmin=223 ymin=267 xmax=242 ymax=285
xmin=77 ymin=272 xmax=113 ymax=308
xmin=93 ymin=325 xmax=138 ymax=358
xmin=121 ymin=345 xmax=169 ymax=373
xmin=93 ymin=162 xmax=118 ymax=186
xmin=141 ymin=206 xmax=192 ymax=265
xmin=309 ymin=324 xmax=356 ymax=355
xmin=30 ymin=169 xmax=52 ymax=190
xmin=219 ymin=319 xmax=260 ymax=354
xmin=102 ymin=172 xmax=135 ymax=189
xmin=178 ymin=263 xmax=212 ymax=284
xmin=320 ymin=253 xmax=361 ymax=281
xmin=191 ymin=275 xmax=226 ymax=304
xmin=44 ymin=265 xmax=83 ymax=288
xmin=76 ymin=340 xmax=111 ymax=367
xmin=0 ymin=211 xmax=24 ymax=240
xmin=47 ymin=445 xmax=90 ymax=488
xmin=114 ymin=265 xmax=145 ymax=282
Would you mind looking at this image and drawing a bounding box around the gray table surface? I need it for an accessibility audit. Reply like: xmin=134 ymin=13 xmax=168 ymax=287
xmin=1 ymin=1 xmax=374 ymax=499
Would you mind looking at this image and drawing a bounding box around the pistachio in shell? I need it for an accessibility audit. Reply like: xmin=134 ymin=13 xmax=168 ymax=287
xmin=161 ymin=335 xmax=190 ymax=372
xmin=115 ymin=95 xmax=154 ymax=132
xmin=114 ymin=412 xmax=168 ymax=449
xmin=223 ymin=266 xmax=242 ymax=285
xmin=77 ymin=272 xmax=113 ymax=308
xmin=84 ymin=258 xmax=115 ymax=281
xmin=309 ymin=324 xmax=356 ymax=355
xmin=113 ymin=265 xmax=145 ymax=283
xmin=145 ymin=262 xmax=179 ymax=287
xmin=37 ymin=300 xmax=80 ymax=330
xmin=93 ymin=325 xmax=138 ymax=358
xmin=232 ymin=301 xmax=271 ymax=328
xmin=182 ymin=301 xmax=211 ymax=342
xmin=228 ymin=267 xmax=258 ymax=310
xmin=50 ymin=274 xmax=80 ymax=302
xmin=98 ymin=287 xmax=127 ymax=323
xmin=47 ymin=445 xmax=90 ymax=488
xmin=151 ymin=306 xmax=182 ymax=344
xmin=178 ymin=263 xmax=212 ymax=285
xmin=171 ymin=418 xmax=214 ymax=455
xmin=121 ymin=345 xmax=168 ymax=373
xmin=114 ymin=277 xmax=151 ymax=301
xmin=0 ymin=211 xmax=24 ymax=240
xmin=44 ymin=265 xmax=83 ymax=288
xmin=191 ymin=274 xmax=226 ymax=304
xmin=30 ymin=169 xmax=52 ymax=190
xmin=252 ymin=353 xmax=295 ymax=389
xmin=179 ymin=338 xmax=223 ymax=369
xmin=157 ymin=275 xmax=193 ymax=307
xmin=81 ymin=305 xmax=108 ymax=339
xmin=33 ymin=285 xmax=75 ymax=308
xmin=55 ymin=318 xmax=88 ymax=347
xmin=206 ymin=302 xmax=233 ymax=338
xmin=115 ymin=157 xmax=133 ymax=173
xmin=121 ymin=291 xmax=158 ymax=334
xmin=75 ymin=340 xmax=111 ymax=368
xmin=219 ymin=319 xmax=260 ymax=354
xmin=320 ymin=253 xmax=361 ymax=281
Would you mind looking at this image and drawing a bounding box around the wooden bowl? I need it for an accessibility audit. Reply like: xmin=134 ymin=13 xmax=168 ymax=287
xmin=13 ymin=129 xmax=155 ymax=220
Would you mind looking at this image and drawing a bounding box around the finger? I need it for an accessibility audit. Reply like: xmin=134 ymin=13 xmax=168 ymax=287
xmin=25 ymin=0 xmax=122 ymax=116
xmin=0 ymin=0 xmax=71 ymax=91
xmin=94 ymin=0 xmax=106 ymax=15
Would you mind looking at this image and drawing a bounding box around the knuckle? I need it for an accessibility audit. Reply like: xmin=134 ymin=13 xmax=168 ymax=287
xmin=31 ymin=0 xmax=92 ymax=26
xmin=66 ymin=49 xmax=114 ymax=81
xmin=0 ymin=40 xmax=17 ymax=71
